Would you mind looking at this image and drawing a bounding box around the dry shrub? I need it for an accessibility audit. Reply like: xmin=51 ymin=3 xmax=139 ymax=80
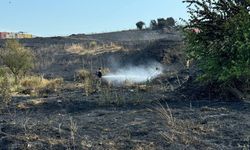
xmin=75 ymin=69 xmax=95 ymax=96
xmin=46 ymin=78 xmax=64 ymax=91
xmin=162 ymin=45 xmax=186 ymax=66
xmin=66 ymin=42 xmax=124 ymax=55
xmin=98 ymin=87 xmax=125 ymax=106
xmin=99 ymin=86 xmax=112 ymax=104
xmin=89 ymin=41 xmax=97 ymax=49
xmin=75 ymin=69 xmax=92 ymax=82
xmin=102 ymin=68 xmax=110 ymax=75
xmin=66 ymin=44 xmax=85 ymax=54
xmin=136 ymin=84 xmax=151 ymax=92
xmin=17 ymin=98 xmax=45 ymax=110
xmin=20 ymin=76 xmax=45 ymax=89
xmin=83 ymin=77 xmax=95 ymax=96
xmin=155 ymin=104 xmax=215 ymax=147
xmin=162 ymin=53 xmax=179 ymax=64
xmin=20 ymin=76 xmax=63 ymax=96
xmin=0 ymin=75 xmax=12 ymax=108
xmin=124 ymin=83 xmax=150 ymax=92
xmin=124 ymin=80 xmax=135 ymax=87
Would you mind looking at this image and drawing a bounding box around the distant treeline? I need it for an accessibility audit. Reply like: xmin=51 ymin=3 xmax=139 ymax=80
xmin=136 ymin=17 xmax=176 ymax=30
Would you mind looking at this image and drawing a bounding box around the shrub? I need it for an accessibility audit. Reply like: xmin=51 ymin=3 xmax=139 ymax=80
xmin=0 ymin=67 xmax=10 ymax=77
xmin=75 ymin=69 xmax=95 ymax=96
xmin=0 ymin=75 xmax=12 ymax=108
xmin=183 ymin=0 xmax=250 ymax=99
xmin=20 ymin=76 xmax=45 ymax=89
xmin=0 ymin=39 xmax=34 ymax=83
xmin=75 ymin=69 xmax=92 ymax=81
xmin=83 ymin=77 xmax=95 ymax=96
xmin=46 ymin=78 xmax=64 ymax=91
xmin=89 ymin=41 xmax=97 ymax=49
xmin=20 ymin=76 xmax=63 ymax=96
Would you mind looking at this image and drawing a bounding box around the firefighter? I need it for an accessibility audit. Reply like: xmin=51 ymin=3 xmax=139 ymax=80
xmin=96 ymin=68 xmax=102 ymax=78
xmin=95 ymin=68 xmax=102 ymax=91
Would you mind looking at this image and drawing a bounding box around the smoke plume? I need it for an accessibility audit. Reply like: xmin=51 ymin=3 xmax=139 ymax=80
xmin=102 ymin=62 xmax=163 ymax=84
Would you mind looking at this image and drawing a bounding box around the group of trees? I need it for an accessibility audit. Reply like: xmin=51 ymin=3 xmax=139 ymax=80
xmin=184 ymin=0 xmax=250 ymax=99
xmin=150 ymin=17 xmax=176 ymax=29
xmin=136 ymin=17 xmax=176 ymax=30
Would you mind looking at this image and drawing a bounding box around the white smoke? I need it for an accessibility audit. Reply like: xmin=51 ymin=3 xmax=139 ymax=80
xmin=102 ymin=62 xmax=163 ymax=84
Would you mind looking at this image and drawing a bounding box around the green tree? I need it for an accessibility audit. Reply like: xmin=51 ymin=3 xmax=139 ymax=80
xmin=166 ymin=17 xmax=175 ymax=27
xmin=157 ymin=18 xmax=166 ymax=29
xmin=0 ymin=39 xmax=34 ymax=83
xmin=150 ymin=20 xmax=158 ymax=29
xmin=136 ymin=21 xmax=145 ymax=30
xmin=183 ymin=0 xmax=250 ymax=99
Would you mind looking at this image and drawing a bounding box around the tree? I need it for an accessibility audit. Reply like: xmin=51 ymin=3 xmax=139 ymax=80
xmin=183 ymin=0 xmax=250 ymax=99
xmin=136 ymin=21 xmax=145 ymax=30
xmin=0 ymin=39 xmax=34 ymax=83
xmin=150 ymin=20 xmax=158 ymax=29
xmin=166 ymin=17 xmax=175 ymax=27
xmin=157 ymin=18 xmax=166 ymax=29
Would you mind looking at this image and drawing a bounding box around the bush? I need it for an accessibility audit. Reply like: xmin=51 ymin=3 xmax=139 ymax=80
xmin=89 ymin=41 xmax=97 ymax=49
xmin=20 ymin=76 xmax=63 ymax=96
xmin=0 ymin=75 xmax=12 ymax=108
xmin=184 ymin=0 xmax=250 ymax=99
xmin=0 ymin=67 xmax=11 ymax=77
xmin=75 ymin=69 xmax=92 ymax=81
xmin=83 ymin=77 xmax=95 ymax=96
xmin=0 ymin=39 xmax=34 ymax=83
xmin=75 ymin=69 xmax=95 ymax=96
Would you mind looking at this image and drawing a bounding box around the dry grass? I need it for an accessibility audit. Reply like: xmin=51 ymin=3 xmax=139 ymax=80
xmin=98 ymin=86 xmax=125 ymax=106
xmin=123 ymin=82 xmax=151 ymax=92
xmin=75 ymin=69 xmax=96 ymax=96
xmin=0 ymin=131 xmax=67 ymax=149
xmin=74 ymin=69 xmax=92 ymax=81
xmin=162 ymin=45 xmax=186 ymax=66
xmin=33 ymin=45 xmax=60 ymax=70
xmin=65 ymin=42 xmax=124 ymax=55
xmin=20 ymin=76 xmax=63 ymax=96
xmin=102 ymin=68 xmax=110 ymax=75
xmin=83 ymin=77 xmax=95 ymax=96
xmin=17 ymin=98 xmax=45 ymax=110
xmin=155 ymin=103 xmax=215 ymax=147
xmin=69 ymin=117 xmax=78 ymax=149
xmin=135 ymin=84 xmax=151 ymax=92
xmin=99 ymin=86 xmax=112 ymax=104
xmin=0 ymin=75 xmax=12 ymax=109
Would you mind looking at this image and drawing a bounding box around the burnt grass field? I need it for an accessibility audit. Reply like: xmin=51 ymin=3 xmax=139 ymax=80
xmin=0 ymin=29 xmax=250 ymax=149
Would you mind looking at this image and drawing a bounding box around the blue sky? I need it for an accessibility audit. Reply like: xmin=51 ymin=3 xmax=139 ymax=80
xmin=0 ymin=0 xmax=189 ymax=37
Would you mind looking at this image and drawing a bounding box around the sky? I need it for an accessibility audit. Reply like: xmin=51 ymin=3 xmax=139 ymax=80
xmin=0 ymin=0 xmax=189 ymax=37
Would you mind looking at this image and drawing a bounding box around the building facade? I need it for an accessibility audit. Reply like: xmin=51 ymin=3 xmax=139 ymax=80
xmin=0 ymin=32 xmax=33 ymax=39
xmin=0 ymin=32 xmax=8 ymax=39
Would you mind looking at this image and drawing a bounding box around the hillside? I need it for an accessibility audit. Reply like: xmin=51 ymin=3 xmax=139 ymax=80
xmin=4 ymin=29 xmax=184 ymax=80
xmin=0 ymin=29 xmax=249 ymax=150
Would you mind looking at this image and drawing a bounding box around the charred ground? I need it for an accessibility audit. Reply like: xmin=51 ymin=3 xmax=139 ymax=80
xmin=0 ymin=29 xmax=249 ymax=149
